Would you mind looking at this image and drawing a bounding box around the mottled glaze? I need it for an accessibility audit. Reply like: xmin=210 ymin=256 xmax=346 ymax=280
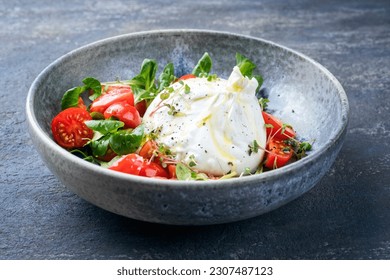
xmin=26 ymin=30 xmax=349 ymax=225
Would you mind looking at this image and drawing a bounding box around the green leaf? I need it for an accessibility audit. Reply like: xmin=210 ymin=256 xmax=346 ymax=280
xmin=132 ymin=87 xmax=157 ymax=104
xmin=132 ymin=59 xmax=158 ymax=91
xmin=109 ymin=124 xmax=144 ymax=155
xmin=175 ymin=163 xmax=193 ymax=181
xmin=61 ymin=77 xmax=102 ymax=110
xmin=258 ymin=97 xmax=269 ymax=111
xmin=90 ymin=111 xmax=105 ymax=120
xmin=192 ymin=52 xmax=212 ymax=77
xmin=61 ymin=85 xmax=86 ymax=110
xmin=130 ymin=59 xmax=159 ymax=103
xmin=158 ymin=62 xmax=175 ymax=92
xmin=85 ymin=120 xmax=124 ymax=135
xmin=90 ymin=134 xmax=110 ymax=157
xmin=235 ymin=53 xmax=263 ymax=90
xmin=236 ymin=53 xmax=256 ymax=77
xmin=83 ymin=77 xmax=102 ymax=101
xmin=253 ymin=74 xmax=264 ymax=89
xmin=175 ymin=162 xmax=208 ymax=181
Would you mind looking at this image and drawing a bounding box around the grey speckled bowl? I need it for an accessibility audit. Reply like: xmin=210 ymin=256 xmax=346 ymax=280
xmin=26 ymin=30 xmax=349 ymax=225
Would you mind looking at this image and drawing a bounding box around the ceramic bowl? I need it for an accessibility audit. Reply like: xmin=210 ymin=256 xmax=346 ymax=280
xmin=26 ymin=30 xmax=349 ymax=225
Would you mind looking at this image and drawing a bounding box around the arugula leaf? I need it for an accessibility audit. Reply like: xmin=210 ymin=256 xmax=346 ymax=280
xmin=192 ymin=52 xmax=212 ymax=77
xmin=158 ymin=62 xmax=175 ymax=92
xmin=61 ymin=77 xmax=102 ymax=110
xmin=109 ymin=124 xmax=144 ymax=155
xmin=85 ymin=120 xmax=124 ymax=135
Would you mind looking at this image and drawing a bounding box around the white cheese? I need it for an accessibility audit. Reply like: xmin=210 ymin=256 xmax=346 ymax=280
xmin=142 ymin=66 xmax=266 ymax=176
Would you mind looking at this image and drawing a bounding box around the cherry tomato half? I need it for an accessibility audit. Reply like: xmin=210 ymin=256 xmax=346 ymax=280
xmin=264 ymin=139 xmax=294 ymax=169
xmin=90 ymin=85 xmax=134 ymax=114
xmin=103 ymin=102 xmax=141 ymax=129
xmin=262 ymin=111 xmax=296 ymax=140
xmin=51 ymin=107 xmax=93 ymax=149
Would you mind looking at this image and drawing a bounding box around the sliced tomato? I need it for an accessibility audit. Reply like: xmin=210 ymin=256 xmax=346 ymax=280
xmin=139 ymin=140 xmax=159 ymax=159
xmin=135 ymin=100 xmax=147 ymax=117
xmin=177 ymin=74 xmax=196 ymax=80
xmin=51 ymin=107 xmax=93 ymax=149
xmin=108 ymin=153 xmax=144 ymax=175
xmin=77 ymin=97 xmax=87 ymax=110
xmin=103 ymin=102 xmax=141 ymax=128
xmin=167 ymin=164 xmax=177 ymax=179
xmin=108 ymin=153 xmax=168 ymax=178
xmin=139 ymin=161 xmax=168 ymax=178
xmin=264 ymin=139 xmax=294 ymax=169
xmin=262 ymin=111 xmax=296 ymax=140
xmin=90 ymin=85 xmax=134 ymax=114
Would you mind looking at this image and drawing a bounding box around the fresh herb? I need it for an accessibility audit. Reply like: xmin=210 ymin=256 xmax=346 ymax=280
xmin=61 ymin=77 xmax=102 ymax=110
xmin=85 ymin=77 xmax=103 ymax=101
xmin=235 ymin=53 xmax=263 ymax=91
xmin=296 ymin=141 xmax=312 ymax=159
xmin=175 ymin=163 xmax=208 ymax=181
xmin=184 ymin=84 xmax=191 ymax=94
xmin=85 ymin=120 xmax=124 ymax=135
xmin=248 ymin=139 xmax=260 ymax=156
xmin=109 ymin=125 xmax=144 ymax=155
xmin=258 ymin=97 xmax=270 ymax=110
xmin=207 ymin=74 xmax=218 ymax=82
xmin=192 ymin=52 xmax=212 ymax=77
xmin=188 ymin=154 xmax=197 ymax=167
xmin=158 ymin=62 xmax=175 ymax=92
xmin=85 ymin=120 xmax=144 ymax=157
xmin=281 ymin=123 xmax=294 ymax=135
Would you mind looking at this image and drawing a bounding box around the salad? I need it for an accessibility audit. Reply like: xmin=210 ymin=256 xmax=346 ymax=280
xmin=51 ymin=52 xmax=311 ymax=180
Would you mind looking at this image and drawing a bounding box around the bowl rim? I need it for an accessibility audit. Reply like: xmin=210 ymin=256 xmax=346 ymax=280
xmin=26 ymin=29 xmax=349 ymax=189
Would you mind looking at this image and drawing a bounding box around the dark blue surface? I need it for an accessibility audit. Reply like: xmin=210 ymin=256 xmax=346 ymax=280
xmin=1 ymin=0 xmax=389 ymax=259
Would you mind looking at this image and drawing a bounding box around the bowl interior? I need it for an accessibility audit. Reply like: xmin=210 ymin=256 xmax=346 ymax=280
xmin=31 ymin=30 xmax=346 ymax=157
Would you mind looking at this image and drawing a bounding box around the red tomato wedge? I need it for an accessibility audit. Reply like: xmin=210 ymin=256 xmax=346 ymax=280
xmin=90 ymin=85 xmax=134 ymax=114
xmin=108 ymin=153 xmax=168 ymax=178
xmin=135 ymin=100 xmax=147 ymax=117
xmin=139 ymin=161 xmax=168 ymax=178
xmin=167 ymin=164 xmax=177 ymax=179
xmin=262 ymin=111 xmax=296 ymax=140
xmin=103 ymin=102 xmax=141 ymax=129
xmin=264 ymin=139 xmax=294 ymax=169
xmin=139 ymin=140 xmax=159 ymax=159
xmin=51 ymin=107 xmax=93 ymax=149
xmin=77 ymin=97 xmax=87 ymax=110
xmin=177 ymin=74 xmax=197 ymax=80
xmin=108 ymin=153 xmax=144 ymax=175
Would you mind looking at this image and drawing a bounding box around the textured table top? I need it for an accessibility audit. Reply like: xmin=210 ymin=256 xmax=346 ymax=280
xmin=1 ymin=0 xmax=389 ymax=259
